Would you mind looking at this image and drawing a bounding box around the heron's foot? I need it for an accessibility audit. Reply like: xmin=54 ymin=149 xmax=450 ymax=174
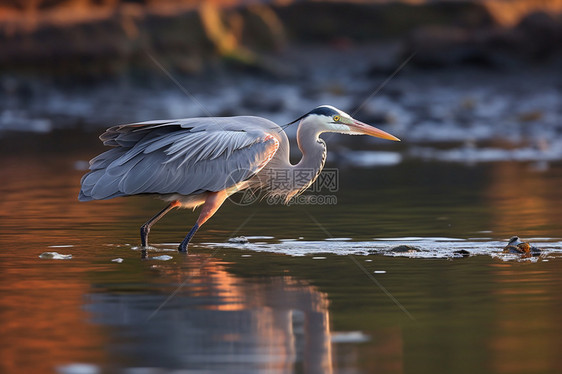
xmin=140 ymin=226 xmax=150 ymax=247
xmin=178 ymin=242 xmax=189 ymax=253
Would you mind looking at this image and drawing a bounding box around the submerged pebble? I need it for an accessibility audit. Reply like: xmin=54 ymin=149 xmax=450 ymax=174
xmin=39 ymin=252 xmax=72 ymax=260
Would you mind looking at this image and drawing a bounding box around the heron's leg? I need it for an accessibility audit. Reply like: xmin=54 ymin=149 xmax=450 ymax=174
xmin=178 ymin=190 xmax=228 ymax=252
xmin=140 ymin=201 xmax=181 ymax=247
xmin=178 ymin=224 xmax=199 ymax=253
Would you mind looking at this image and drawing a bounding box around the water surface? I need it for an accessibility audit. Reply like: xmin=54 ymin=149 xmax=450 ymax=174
xmin=1 ymin=132 xmax=562 ymax=373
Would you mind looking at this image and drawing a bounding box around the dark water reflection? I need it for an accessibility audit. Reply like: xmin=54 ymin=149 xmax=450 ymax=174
xmin=87 ymin=263 xmax=332 ymax=373
xmin=1 ymin=131 xmax=562 ymax=373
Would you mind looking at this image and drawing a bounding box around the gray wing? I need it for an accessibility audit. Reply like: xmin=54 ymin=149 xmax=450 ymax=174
xmin=79 ymin=117 xmax=281 ymax=201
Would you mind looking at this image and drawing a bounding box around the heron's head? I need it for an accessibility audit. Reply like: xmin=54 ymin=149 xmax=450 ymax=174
xmin=295 ymin=105 xmax=400 ymax=141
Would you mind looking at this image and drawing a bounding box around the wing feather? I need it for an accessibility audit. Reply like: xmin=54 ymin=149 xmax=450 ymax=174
xmin=79 ymin=117 xmax=281 ymax=201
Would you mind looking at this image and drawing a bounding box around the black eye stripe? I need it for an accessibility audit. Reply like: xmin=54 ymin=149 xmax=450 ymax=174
xmin=285 ymin=106 xmax=343 ymax=128
xmin=308 ymin=106 xmax=339 ymax=117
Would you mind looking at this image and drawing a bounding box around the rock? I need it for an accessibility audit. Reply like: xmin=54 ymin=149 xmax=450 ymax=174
xmin=390 ymin=245 xmax=420 ymax=253
xmin=228 ymin=236 xmax=249 ymax=244
xmin=503 ymin=236 xmax=541 ymax=256
xmin=453 ymin=249 xmax=470 ymax=257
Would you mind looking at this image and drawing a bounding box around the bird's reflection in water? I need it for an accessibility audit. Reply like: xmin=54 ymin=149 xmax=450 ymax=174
xmin=86 ymin=255 xmax=333 ymax=373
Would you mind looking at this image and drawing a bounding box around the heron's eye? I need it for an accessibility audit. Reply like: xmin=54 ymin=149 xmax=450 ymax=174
xmin=333 ymin=115 xmax=341 ymax=123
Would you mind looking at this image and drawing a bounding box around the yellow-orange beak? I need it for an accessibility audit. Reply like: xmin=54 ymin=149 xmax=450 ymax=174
xmin=350 ymin=119 xmax=400 ymax=141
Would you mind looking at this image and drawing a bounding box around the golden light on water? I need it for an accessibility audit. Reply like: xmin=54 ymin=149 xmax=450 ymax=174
xmin=0 ymin=267 xmax=107 ymax=373
xmin=485 ymin=162 xmax=561 ymax=237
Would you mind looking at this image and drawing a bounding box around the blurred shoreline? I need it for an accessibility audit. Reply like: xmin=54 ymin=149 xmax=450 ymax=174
xmin=1 ymin=0 xmax=561 ymax=77
xmin=0 ymin=0 xmax=561 ymax=162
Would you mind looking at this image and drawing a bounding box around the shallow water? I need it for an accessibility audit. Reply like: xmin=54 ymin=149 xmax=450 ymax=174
xmin=1 ymin=131 xmax=562 ymax=373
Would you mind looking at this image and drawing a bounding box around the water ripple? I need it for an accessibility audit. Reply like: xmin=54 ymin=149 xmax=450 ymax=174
xmin=199 ymin=237 xmax=562 ymax=261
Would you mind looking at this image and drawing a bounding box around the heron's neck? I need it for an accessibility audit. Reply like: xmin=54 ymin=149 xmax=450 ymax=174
xmin=293 ymin=125 xmax=327 ymax=193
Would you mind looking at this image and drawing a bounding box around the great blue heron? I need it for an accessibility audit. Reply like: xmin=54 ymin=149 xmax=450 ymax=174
xmin=79 ymin=105 xmax=399 ymax=252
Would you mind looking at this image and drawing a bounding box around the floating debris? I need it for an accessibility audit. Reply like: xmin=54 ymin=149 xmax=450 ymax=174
xmin=228 ymin=236 xmax=249 ymax=244
xmin=39 ymin=252 xmax=72 ymax=260
xmin=503 ymin=236 xmax=541 ymax=256
xmin=111 ymin=258 xmax=124 ymax=263
xmin=151 ymin=255 xmax=173 ymax=261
